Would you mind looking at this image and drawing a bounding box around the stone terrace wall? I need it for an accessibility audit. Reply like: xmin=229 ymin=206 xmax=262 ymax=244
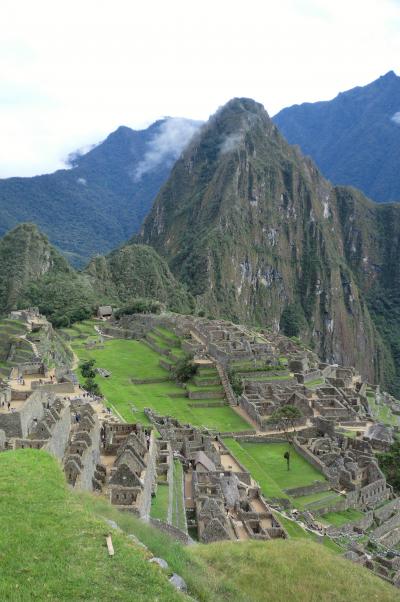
xmin=285 ymin=481 xmax=331 ymax=497
xmin=149 ymin=518 xmax=190 ymax=544
xmin=292 ymin=439 xmax=330 ymax=480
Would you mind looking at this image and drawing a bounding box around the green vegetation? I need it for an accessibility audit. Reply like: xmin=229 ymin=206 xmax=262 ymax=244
xmin=292 ymin=491 xmax=343 ymax=511
xmin=0 ymin=450 xmax=180 ymax=601
xmin=227 ymin=367 xmax=244 ymax=396
xmin=81 ymin=358 xmax=96 ymax=378
xmin=321 ymin=509 xmax=365 ymax=527
xmin=115 ymin=298 xmax=162 ymax=317
xmin=4 ymin=447 xmax=396 ymax=602
xmin=173 ymin=355 xmax=198 ymax=383
xmin=72 ymin=332 xmax=251 ymax=432
xmin=171 ymin=461 xmax=186 ymax=531
xmin=367 ymin=391 xmax=398 ymax=426
xmin=82 ymin=489 xmax=394 ymax=602
xmin=377 ymin=440 xmax=400 ymax=493
xmin=151 ymin=483 xmax=170 ymax=521
xmin=223 ymin=439 xmax=326 ymax=500
xmin=0 ymin=120 xmax=187 ymax=266
xmin=280 ymin=303 xmax=306 ymax=337
xmin=268 ymin=405 xmax=303 ymax=443
xmin=86 ymin=243 xmax=194 ymax=314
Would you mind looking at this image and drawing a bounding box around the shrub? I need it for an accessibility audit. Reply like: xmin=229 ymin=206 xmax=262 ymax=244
xmin=80 ymin=359 xmax=96 ymax=379
xmin=173 ymin=355 xmax=198 ymax=383
xmin=228 ymin=368 xmax=243 ymax=396
xmin=115 ymin=298 xmax=162 ymax=318
xmin=280 ymin=303 xmax=306 ymax=337
xmin=84 ymin=377 xmax=102 ymax=397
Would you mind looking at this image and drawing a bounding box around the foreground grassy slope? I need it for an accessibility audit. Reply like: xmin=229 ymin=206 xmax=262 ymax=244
xmin=0 ymin=450 xmax=181 ymax=602
xmin=82 ymin=488 xmax=397 ymax=602
xmin=2 ymin=450 xmax=397 ymax=601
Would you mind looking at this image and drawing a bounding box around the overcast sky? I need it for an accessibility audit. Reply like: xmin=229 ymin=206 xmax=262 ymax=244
xmin=1 ymin=0 xmax=400 ymax=177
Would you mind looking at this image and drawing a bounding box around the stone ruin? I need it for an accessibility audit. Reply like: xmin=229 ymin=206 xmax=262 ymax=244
xmin=63 ymin=403 xmax=103 ymax=491
xmin=145 ymin=409 xmax=287 ymax=543
xmin=101 ymin=422 xmax=157 ymax=518
xmin=295 ymin=424 xmax=391 ymax=511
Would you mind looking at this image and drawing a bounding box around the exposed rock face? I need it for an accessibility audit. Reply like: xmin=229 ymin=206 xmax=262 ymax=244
xmin=139 ymin=98 xmax=384 ymax=384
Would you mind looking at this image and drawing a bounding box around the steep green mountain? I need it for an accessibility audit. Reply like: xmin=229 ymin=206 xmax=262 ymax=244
xmin=0 ymin=223 xmax=98 ymax=326
xmin=139 ymin=97 xmax=400 ymax=390
xmin=0 ymin=118 xmax=200 ymax=266
xmin=85 ymin=243 xmax=194 ymax=314
xmin=0 ymin=223 xmax=192 ymax=326
xmin=273 ymin=71 xmax=400 ymax=203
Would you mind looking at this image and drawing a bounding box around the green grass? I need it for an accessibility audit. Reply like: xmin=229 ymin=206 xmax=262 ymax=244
xmin=305 ymin=378 xmax=324 ymax=388
xmin=154 ymin=326 xmax=180 ymax=343
xmin=242 ymin=374 xmax=292 ymax=382
xmin=73 ymin=337 xmax=251 ymax=431
xmin=321 ymin=508 xmax=365 ymax=527
xmin=223 ymin=439 xmax=326 ymax=500
xmin=292 ymin=491 xmax=343 ymax=510
xmin=80 ymin=488 xmax=396 ymax=602
xmin=151 ymin=483 xmax=170 ymax=521
xmin=171 ymin=461 xmax=186 ymax=531
xmin=0 ymin=450 xmax=181 ymax=601
xmin=367 ymin=392 xmax=399 ymax=426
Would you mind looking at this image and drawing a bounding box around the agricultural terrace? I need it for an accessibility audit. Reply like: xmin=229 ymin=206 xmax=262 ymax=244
xmin=223 ymin=439 xmax=355 ymax=522
xmin=68 ymin=323 xmax=252 ymax=433
xmin=223 ymin=439 xmax=326 ymax=499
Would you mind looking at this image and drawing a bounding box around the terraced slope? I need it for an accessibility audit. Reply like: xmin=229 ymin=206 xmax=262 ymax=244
xmin=68 ymin=323 xmax=251 ymax=432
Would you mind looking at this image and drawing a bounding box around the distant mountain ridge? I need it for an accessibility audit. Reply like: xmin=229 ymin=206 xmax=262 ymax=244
xmin=273 ymin=71 xmax=400 ymax=203
xmin=0 ymin=118 xmax=200 ymax=266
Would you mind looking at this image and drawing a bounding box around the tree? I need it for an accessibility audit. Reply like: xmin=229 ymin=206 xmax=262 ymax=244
xmin=227 ymin=368 xmax=243 ymax=396
xmin=81 ymin=359 xmax=96 ymax=379
xmin=173 ymin=355 xmax=198 ymax=383
xmin=280 ymin=303 xmax=306 ymax=337
xmin=114 ymin=298 xmax=162 ymax=318
xmin=377 ymin=440 xmax=400 ymax=493
xmin=84 ymin=377 xmax=101 ymax=397
xmin=268 ymin=404 xmax=303 ymax=443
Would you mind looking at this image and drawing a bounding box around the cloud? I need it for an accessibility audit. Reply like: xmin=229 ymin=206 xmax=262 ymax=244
xmin=219 ymin=132 xmax=244 ymax=155
xmin=133 ymin=118 xmax=202 ymax=181
xmin=391 ymin=111 xmax=400 ymax=125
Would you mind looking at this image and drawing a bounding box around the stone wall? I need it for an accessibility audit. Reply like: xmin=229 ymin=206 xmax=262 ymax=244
xmin=44 ymin=404 xmax=71 ymax=460
xmin=138 ymin=430 xmax=158 ymax=519
xmin=292 ymin=439 xmax=330 ymax=479
xmin=0 ymin=389 xmax=47 ymax=438
xmin=31 ymin=382 xmax=75 ymax=394
xmin=149 ymin=518 xmax=190 ymax=544
xmin=372 ymin=512 xmax=400 ymax=540
xmin=284 ymin=481 xmax=331 ymax=497
xmin=374 ymin=498 xmax=400 ymax=524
